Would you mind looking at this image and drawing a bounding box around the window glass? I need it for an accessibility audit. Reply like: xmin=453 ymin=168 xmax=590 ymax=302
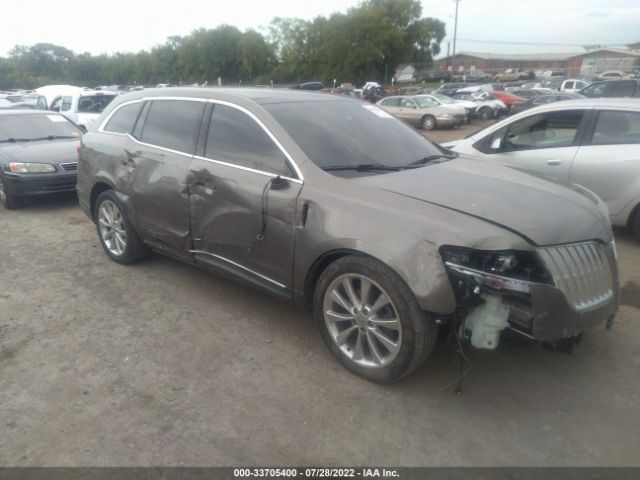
xmin=61 ymin=96 xmax=72 ymax=112
xmin=50 ymin=97 xmax=62 ymax=112
xmin=263 ymin=100 xmax=444 ymax=170
xmin=140 ymin=100 xmax=204 ymax=154
xmin=533 ymin=95 xmax=556 ymax=105
xmin=415 ymin=97 xmax=437 ymax=108
xmin=104 ymin=103 xmax=142 ymax=134
xmin=36 ymin=96 xmax=47 ymax=110
xmin=78 ymin=95 xmax=116 ymax=113
xmin=380 ymin=98 xmax=399 ymax=107
xmin=582 ymin=83 xmax=606 ymax=98
xmin=504 ymin=110 xmax=583 ymax=150
xmin=591 ymin=111 xmax=640 ymax=145
xmin=0 ymin=113 xmax=81 ymax=140
xmin=565 ymin=81 xmax=574 ymax=89
xmin=206 ymin=104 xmax=292 ymax=177
xmin=400 ymin=98 xmax=416 ymax=108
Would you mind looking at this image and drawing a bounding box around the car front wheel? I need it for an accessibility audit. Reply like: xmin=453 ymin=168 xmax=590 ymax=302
xmin=0 ymin=175 xmax=19 ymax=209
xmin=633 ymin=208 xmax=640 ymax=242
xmin=95 ymin=190 xmax=150 ymax=264
xmin=313 ymin=255 xmax=437 ymax=382
xmin=421 ymin=115 xmax=436 ymax=130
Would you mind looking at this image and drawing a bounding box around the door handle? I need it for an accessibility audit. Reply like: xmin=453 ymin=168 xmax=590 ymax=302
xmin=546 ymin=159 xmax=563 ymax=166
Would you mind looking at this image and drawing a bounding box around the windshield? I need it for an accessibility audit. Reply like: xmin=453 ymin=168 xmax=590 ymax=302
xmin=264 ymin=100 xmax=445 ymax=170
xmin=77 ymin=94 xmax=116 ymax=113
xmin=0 ymin=114 xmax=81 ymax=141
xmin=432 ymin=94 xmax=455 ymax=104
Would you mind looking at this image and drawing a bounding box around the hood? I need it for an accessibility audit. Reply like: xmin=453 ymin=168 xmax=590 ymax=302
xmin=0 ymin=139 xmax=79 ymax=166
xmin=355 ymin=157 xmax=612 ymax=246
xmin=453 ymin=100 xmax=476 ymax=108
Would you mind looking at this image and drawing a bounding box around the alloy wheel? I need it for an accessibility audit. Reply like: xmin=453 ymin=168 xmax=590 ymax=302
xmin=323 ymin=273 xmax=402 ymax=368
xmin=98 ymin=200 xmax=127 ymax=256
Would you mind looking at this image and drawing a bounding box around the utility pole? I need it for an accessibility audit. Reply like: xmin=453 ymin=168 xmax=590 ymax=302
xmin=452 ymin=0 xmax=460 ymax=69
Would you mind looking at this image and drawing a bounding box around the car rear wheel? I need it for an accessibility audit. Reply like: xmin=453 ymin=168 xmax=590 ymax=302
xmin=95 ymin=190 xmax=150 ymax=264
xmin=0 ymin=175 xmax=19 ymax=210
xmin=313 ymin=255 xmax=437 ymax=383
xmin=421 ymin=115 xmax=436 ymax=130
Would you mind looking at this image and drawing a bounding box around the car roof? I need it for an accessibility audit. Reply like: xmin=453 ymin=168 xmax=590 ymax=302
xmin=531 ymin=98 xmax=640 ymax=110
xmin=115 ymin=87 xmax=351 ymax=106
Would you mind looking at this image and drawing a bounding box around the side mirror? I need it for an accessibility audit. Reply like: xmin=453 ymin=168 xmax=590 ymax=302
xmin=270 ymin=175 xmax=289 ymax=190
xmin=78 ymin=125 xmax=88 ymax=134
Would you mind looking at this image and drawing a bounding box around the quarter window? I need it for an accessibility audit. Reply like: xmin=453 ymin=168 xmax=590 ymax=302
xmin=503 ymin=110 xmax=583 ymax=150
xmin=139 ymin=100 xmax=204 ymax=154
xmin=591 ymin=111 xmax=640 ymax=145
xmin=205 ymin=104 xmax=292 ymax=177
xmin=104 ymin=102 xmax=142 ymax=134
xmin=61 ymin=96 xmax=72 ymax=112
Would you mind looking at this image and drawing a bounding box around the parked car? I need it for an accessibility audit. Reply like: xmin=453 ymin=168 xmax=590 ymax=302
xmin=78 ymin=88 xmax=619 ymax=382
xmin=579 ymin=80 xmax=638 ymax=98
xmin=0 ymin=110 xmax=81 ymax=209
xmin=433 ymin=82 xmax=468 ymax=97
xmin=39 ymin=87 xmax=117 ymax=131
xmin=376 ymin=95 xmax=466 ymax=129
xmin=595 ymin=71 xmax=631 ymax=81
xmin=560 ymin=79 xmax=589 ymax=93
xmin=451 ymin=91 xmax=507 ymax=119
xmin=418 ymin=70 xmax=452 ymax=82
xmin=0 ymin=93 xmax=48 ymax=110
xmin=539 ymin=77 xmax=565 ymax=91
xmin=443 ymin=98 xmax=640 ymax=240
xmin=414 ymin=93 xmax=474 ymax=121
xmin=295 ymin=81 xmax=323 ymax=91
xmin=490 ymin=91 xmax=527 ymax=109
xmin=506 ymin=89 xmax=544 ymax=99
xmin=496 ymin=69 xmax=533 ymax=82
xmin=509 ymin=93 xmax=585 ymax=115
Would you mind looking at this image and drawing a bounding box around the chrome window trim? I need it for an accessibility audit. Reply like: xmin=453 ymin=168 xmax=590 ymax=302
xmin=192 ymin=155 xmax=302 ymax=184
xmin=190 ymin=250 xmax=286 ymax=289
xmin=97 ymin=96 xmax=304 ymax=182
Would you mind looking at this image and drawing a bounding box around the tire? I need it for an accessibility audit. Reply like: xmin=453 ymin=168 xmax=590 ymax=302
xmin=421 ymin=115 xmax=436 ymax=130
xmin=0 ymin=175 xmax=19 ymax=210
xmin=313 ymin=255 xmax=437 ymax=383
xmin=94 ymin=190 xmax=150 ymax=264
xmin=632 ymin=208 xmax=640 ymax=242
xmin=478 ymin=107 xmax=493 ymax=120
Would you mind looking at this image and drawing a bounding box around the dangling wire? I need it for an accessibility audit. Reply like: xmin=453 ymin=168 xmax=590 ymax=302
xmin=435 ymin=329 xmax=474 ymax=395
xmin=248 ymin=176 xmax=277 ymax=253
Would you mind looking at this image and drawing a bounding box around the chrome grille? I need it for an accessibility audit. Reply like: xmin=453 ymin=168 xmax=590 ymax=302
xmin=60 ymin=162 xmax=77 ymax=171
xmin=538 ymin=242 xmax=614 ymax=311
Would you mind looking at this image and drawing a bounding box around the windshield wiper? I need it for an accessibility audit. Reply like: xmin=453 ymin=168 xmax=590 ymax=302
xmin=408 ymin=153 xmax=458 ymax=166
xmin=28 ymin=135 xmax=77 ymax=141
xmin=0 ymin=137 xmax=32 ymax=143
xmin=321 ymin=163 xmax=402 ymax=172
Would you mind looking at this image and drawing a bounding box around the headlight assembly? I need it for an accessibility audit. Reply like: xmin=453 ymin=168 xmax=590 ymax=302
xmin=9 ymin=162 xmax=56 ymax=173
xmin=440 ymin=245 xmax=554 ymax=293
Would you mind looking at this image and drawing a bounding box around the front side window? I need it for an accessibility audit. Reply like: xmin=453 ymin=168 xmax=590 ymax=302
xmin=205 ymin=104 xmax=292 ymax=177
xmin=503 ymin=110 xmax=583 ymax=151
xmin=400 ymin=98 xmax=416 ymax=108
xmin=591 ymin=111 xmax=640 ymax=145
xmin=104 ymin=102 xmax=142 ymax=134
xmin=140 ymin=100 xmax=204 ymax=154
xmin=50 ymin=97 xmax=62 ymax=112
xmin=581 ymin=83 xmax=606 ymax=98
xmin=415 ymin=97 xmax=437 ymax=108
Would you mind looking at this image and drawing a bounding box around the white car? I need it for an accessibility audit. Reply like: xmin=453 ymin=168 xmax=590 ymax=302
xmin=560 ymin=79 xmax=589 ymax=93
xmin=443 ymin=98 xmax=640 ymax=239
xmin=42 ymin=87 xmax=117 ymax=131
xmin=414 ymin=94 xmax=472 ymax=121
xmin=451 ymin=91 xmax=508 ymax=119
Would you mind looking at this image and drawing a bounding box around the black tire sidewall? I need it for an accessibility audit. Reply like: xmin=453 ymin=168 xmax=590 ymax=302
xmin=313 ymin=256 xmax=431 ymax=383
xmin=633 ymin=209 xmax=640 ymax=242
xmin=94 ymin=190 xmax=145 ymax=264
xmin=0 ymin=175 xmax=18 ymax=209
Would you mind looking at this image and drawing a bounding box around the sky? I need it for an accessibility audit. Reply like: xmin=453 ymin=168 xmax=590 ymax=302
xmin=1 ymin=0 xmax=639 ymax=58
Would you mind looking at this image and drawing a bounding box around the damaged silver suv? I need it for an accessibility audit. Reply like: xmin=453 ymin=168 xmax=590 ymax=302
xmin=77 ymin=88 xmax=619 ymax=382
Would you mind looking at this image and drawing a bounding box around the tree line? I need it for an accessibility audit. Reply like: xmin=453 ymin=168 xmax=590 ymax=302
xmin=0 ymin=0 xmax=445 ymax=90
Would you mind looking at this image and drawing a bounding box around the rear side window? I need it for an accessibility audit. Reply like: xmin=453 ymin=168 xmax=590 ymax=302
xmin=139 ymin=100 xmax=204 ymax=154
xmin=104 ymin=102 xmax=142 ymax=134
xmin=205 ymin=104 xmax=292 ymax=177
xmin=591 ymin=111 xmax=640 ymax=145
xmin=380 ymin=98 xmax=400 ymax=107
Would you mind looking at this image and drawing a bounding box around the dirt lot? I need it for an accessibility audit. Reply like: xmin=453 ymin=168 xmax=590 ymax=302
xmin=1 ymin=125 xmax=639 ymax=465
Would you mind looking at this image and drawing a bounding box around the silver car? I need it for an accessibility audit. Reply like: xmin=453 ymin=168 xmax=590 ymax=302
xmin=377 ymin=95 xmax=466 ymax=130
xmin=444 ymin=98 xmax=640 ymax=240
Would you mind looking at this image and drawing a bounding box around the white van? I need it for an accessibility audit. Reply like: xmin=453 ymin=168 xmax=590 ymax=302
xmin=35 ymin=86 xmax=117 ymax=131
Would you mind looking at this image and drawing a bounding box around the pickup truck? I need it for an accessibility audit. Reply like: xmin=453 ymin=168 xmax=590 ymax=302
xmin=495 ymin=69 xmax=533 ymax=82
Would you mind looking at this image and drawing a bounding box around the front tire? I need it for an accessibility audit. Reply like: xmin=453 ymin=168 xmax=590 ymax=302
xmin=632 ymin=208 xmax=640 ymax=242
xmin=313 ymin=255 xmax=437 ymax=383
xmin=0 ymin=175 xmax=19 ymax=209
xmin=478 ymin=107 xmax=493 ymax=120
xmin=95 ymin=190 xmax=150 ymax=264
xmin=421 ymin=115 xmax=436 ymax=130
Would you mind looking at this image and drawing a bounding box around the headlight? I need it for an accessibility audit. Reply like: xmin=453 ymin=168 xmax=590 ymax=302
xmin=440 ymin=246 xmax=554 ymax=292
xmin=9 ymin=162 xmax=56 ymax=173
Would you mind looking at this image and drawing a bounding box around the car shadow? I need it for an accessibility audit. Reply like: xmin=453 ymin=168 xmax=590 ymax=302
xmin=14 ymin=192 xmax=79 ymax=211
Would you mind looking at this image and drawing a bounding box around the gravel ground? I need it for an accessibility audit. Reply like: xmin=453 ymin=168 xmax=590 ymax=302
xmin=1 ymin=131 xmax=639 ymax=466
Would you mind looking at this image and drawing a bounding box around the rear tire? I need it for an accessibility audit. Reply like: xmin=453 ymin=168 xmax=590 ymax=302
xmin=479 ymin=107 xmax=493 ymax=120
xmin=422 ymin=115 xmax=436 ymax=130
xmin=632 ymin=208 xmax=640 ymax=242
xmin=0 ymin=175 xmax=19 ymax=210
xmin=95 ymin=190 xmax=150 ymax=264
xmin=313 ymin=255 xmax=437 ymax=383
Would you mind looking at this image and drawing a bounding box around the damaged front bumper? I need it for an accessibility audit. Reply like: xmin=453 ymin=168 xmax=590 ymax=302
xmin=443 ymin=241 xmax=619 ymax=346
